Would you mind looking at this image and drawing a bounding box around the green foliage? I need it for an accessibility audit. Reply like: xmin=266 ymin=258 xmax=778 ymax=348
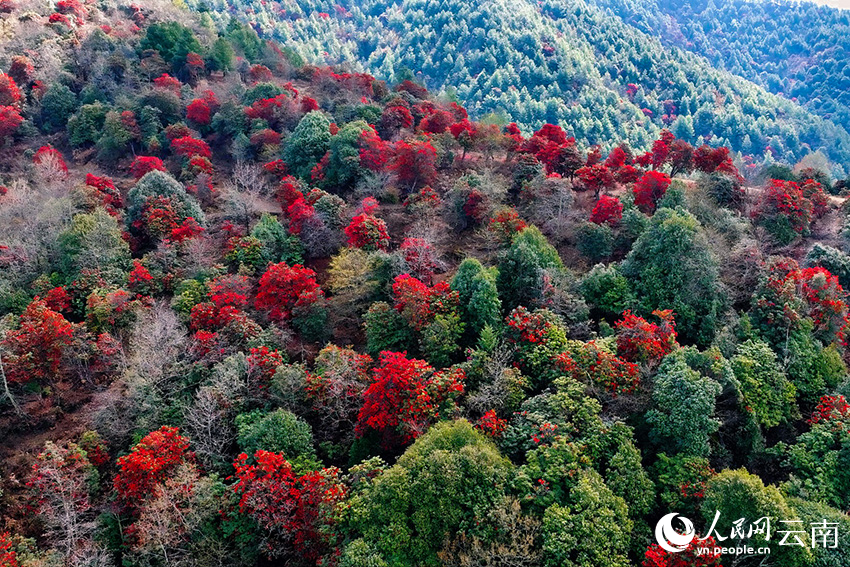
xmin=41 ymin=84 xmax=79 ymax=133
xmin=235 ymin=409 xmax=318 ymax=472
xmin=348 ymin=420 xmax=513 ymax=567
xmin=785 ymin=323 xmax=846 ymax=403
xmin=284 ymin=111 xmax=332 ymax=180
xmin=497 ymin=226 xmax=564 ymax=312
xmin=67 ymin=103 xmax=108 ymax=147
xmin=57 ymin=208 xmax=131 ymax=281
xmin=364 ymin=302 xmax=415 ymax=356
xmin=789 ymin=497 xmax=850 ymax=567
xmin=322 ymin=120 xmax=372 ymax=190
xmin=96 ymin=111 xmax=133 ymax=161
xmin=250 ymin=214 xmax=304 ymax=265
xmin=575 ymin=222 xmax=613 ymax=263
xmin=207 ymin=38 xmax=235 ymax=72
xmin=126 ymin=170 xmax=205 ymax=229
xmin=646 ymin=354 xmax=721 ymax=457
xmin=451 ymin=258 xmax=501 ymax=343
xmin=731 ymin=339 xmax=797 ymax=428
xmin=541 ymin=470 xmax=631 ymax=567
xmin=579 ymin=263 xmax=634 ymax=320
xmin=621 ymin=207 xmax=725 ymax=346
xmin=785 ymin=415 xmax=850 ymax=510
xmin=702 ymin=469 xmax=813 ymax=567
xmin=140 ymin=22 xmax=202 ymax=68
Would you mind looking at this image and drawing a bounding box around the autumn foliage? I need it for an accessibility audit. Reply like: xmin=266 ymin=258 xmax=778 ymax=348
xmin=255 ymin=262 xmax=324 ymax=321
xmin=113 ymin=427 xmax=193 ymax=509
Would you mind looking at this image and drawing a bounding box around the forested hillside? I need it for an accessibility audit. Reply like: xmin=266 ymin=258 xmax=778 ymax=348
xmin=1 ymin=1 xmax=850 ymax=566
xmin=191 ymin=0 xmax=850 ymax=176
xmin=598 ymin=0 xmax=850 ymax=138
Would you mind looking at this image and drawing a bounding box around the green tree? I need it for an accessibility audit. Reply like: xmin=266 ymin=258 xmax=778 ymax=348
xmin=541 ymin=470 xmax=631 ymax=567
xmin=250 ymin=213 xmax=303 ymax=265
xmin=283 ymin=111 xmax=332 ymax=180
xmin=450 ymin=258 xmax=501 ymax=343
xmin=206 ymin=37 xmax=235 ymax=73
xmin=497 ymin=226 xmax=564 ymax=312
xmin=322 ymin=120 xmax=372 ymax=190
xmin=646 ymin=354 xmax=721 ymax=457
xmin=348 ymin=420 xmax=513 ymax=567
xmin=57 ymin=208 xmax=131 ymax=281
xmin=95 ymin=110 xmax=132 ymax=161
xmin=41 ymin=83 xmax=78 ymax=133
xmin=621 ymin=208 xmax=725 ymax=346
xmin=731 ymin=339 xmax=797 ymax=428
xmin=126 ymin=170 xmax=205 ymax=230
xmin=236 ymin=409 xmax=318 ymax=473
xmin=702 ymin=469 xmax=813 ymax=567
xmin=140 ymin=22 xmax=202 ymax=69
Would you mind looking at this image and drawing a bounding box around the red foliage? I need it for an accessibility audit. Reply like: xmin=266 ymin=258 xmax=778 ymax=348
xmin=694 ymin=145 xmax=730 ymax=173
xmin=0 ymin=105 xmax=23 ymax=142
xmin=286 ymin=196 xmax=315 ymax=235
xmin=263 ymin=159 xmax=288 ymax=178
xmin=809 ymin=394 xmax=850 ymax=425
xmin=0 ymin=533 xmax=17 ymax=567
xmin=475 ymin=409 xmax=508 ymax=438
xmin=488 ymin=208 xmax=527 ymax=244
xmin=567 ymin=341 xmax=641 ymax=395
xmin=575 ymin=164 xmax=615 ymax=195
xmin=153 ymin=73 xmax=181 ymax=95
xmin=392 ymin=274 xmax=452 ymax=331
xmin=0 ymin=74 xmax=21 ymax=107
xmin=248 ymin=64 xmax=273 ymax=83
xmin=356 ymin=351 xmax=464 ymax=445
xmin=358 ymin=127 xmax=390 ymax=171
xmin=130 ymin=156 xmax=166 ymax=179
xmin=169 ymin=217 xmax=204 ymax=242
xmin=300 ymin=96 xmax=319 ymax=113
xmin=44 ymin=286 xmax=70 ymax=312
xmin=615 ymin=310 xmax=677 ymax=364
xmin=590 ymin=195 xmax=623 ymax=226
xmin=232 ymin=451 xmax=346 ymax=561
xmin=389 ymin=139 xmax=438 ymax=190
xmin=419 ymin=109 xmax=454 ymax=134
xmin=752 ymin=179 xmax=813 ymax=236
xmin=250 ymin=128 xmax=281 ymax=147
xmin=186 ymin=98 xmax=211 ymax=125
xmin=7 ymin=57 xmax=33 ymax=87
xmin=801 ymin=179 xmax=829 ymax=218
xmin=255 ymin=262 xmax=324 ymax=321
xmin=400 ymin=238 xmax=438 ymax=283
xmin=2 ymin=298 xmax=74 ymax=385
xmin=795 ymin=267 xmax=846 ymax=334
xmin=615 ymin=164 xmax=642 ymax=184
xmin=643 ymin=536 xmax=722 ymax=567
xmin=633 ymin=170 xmax=671 ymax=213
xmin=113 ymin=427 xmax=193 ymax=510
xmin=171 ymin=136 xmax=211 ymax=159
xmin=247 ymin=346 xmax=285 ymax=389
xmin=208 ymin=274 xmax=251 ymax=310
xmin=85 ymin=174 xmax=122 ymax=212
xmin=128 ymin=260 xmax=155 ymax=296
xmin=33 ymin=145 xmax=67 ymax=173
xmin=345 ymin=214 xmax=390 ymax=251
xmin=379 ymin=104 xmax=414 ymax=133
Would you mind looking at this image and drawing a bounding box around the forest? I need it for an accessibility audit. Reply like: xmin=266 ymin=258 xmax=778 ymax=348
xmin=0 ymin=1 xmax=849 ymax=567
xmin=189 ymin=0 xmax=850 ymax=178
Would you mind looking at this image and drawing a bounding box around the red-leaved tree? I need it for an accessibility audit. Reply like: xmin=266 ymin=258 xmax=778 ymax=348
xmin=113 ymin=426 xmax=193 ymax=511
xmin=615 ymin=310 xmax=678 ymax=364
xmin=633 ymin=170 xmax=671 ymax=213
xmin=255 ymin=262 xmax=324 ymax=321
xmin=232 ymin=451 xmax=346 ymax=562
xmin=356 ymin=351 xmax=464 ymax=446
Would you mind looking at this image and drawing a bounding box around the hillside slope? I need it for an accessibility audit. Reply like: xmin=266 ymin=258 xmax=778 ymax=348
xmin=192 ymin=0 xmax=850 ymax=174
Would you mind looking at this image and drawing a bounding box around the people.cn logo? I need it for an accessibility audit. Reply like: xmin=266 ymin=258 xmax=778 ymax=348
xmin=655 ymin=513 xmax=696 ymax=553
